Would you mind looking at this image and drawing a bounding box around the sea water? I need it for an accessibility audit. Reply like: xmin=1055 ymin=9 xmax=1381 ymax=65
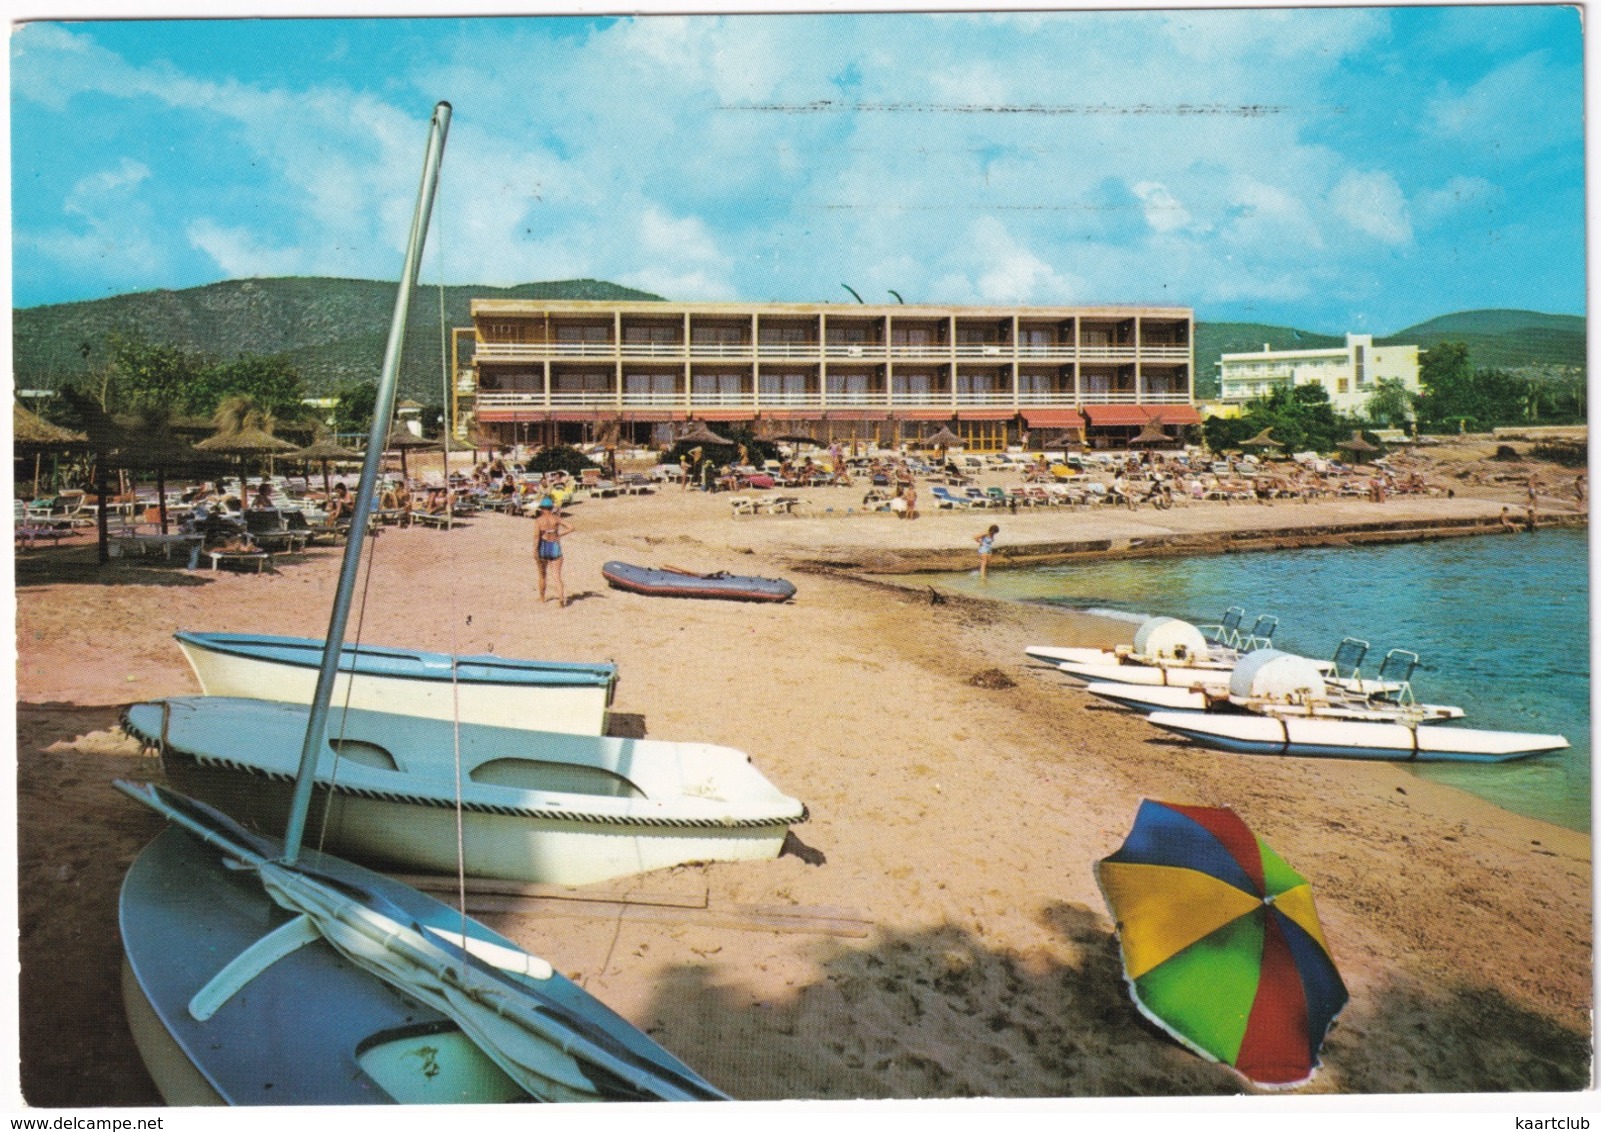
xmin=914 ymin=527 xmax=1591 ymax=832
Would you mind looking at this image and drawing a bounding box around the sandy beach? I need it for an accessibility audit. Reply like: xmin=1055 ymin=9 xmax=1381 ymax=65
xmin=12 ymin=441 xmax=1592 ymax=1106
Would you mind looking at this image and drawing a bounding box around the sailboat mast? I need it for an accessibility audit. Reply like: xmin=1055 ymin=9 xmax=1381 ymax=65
xmin=283 ymin=101 xmax=453 ymax=865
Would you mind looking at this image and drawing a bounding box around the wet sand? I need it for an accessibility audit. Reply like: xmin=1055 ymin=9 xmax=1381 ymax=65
xmin=11 ymin=444 xmax=1592 ymax=1107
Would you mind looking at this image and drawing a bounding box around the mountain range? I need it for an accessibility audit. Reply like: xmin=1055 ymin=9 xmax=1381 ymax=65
xmin=12 ymin=278 xmax=1586 ymax=403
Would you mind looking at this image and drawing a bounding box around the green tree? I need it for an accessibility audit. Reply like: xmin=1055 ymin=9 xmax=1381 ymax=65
xmin=332 ymin=381 xmax=379 ymax=436
xmin=105 ymin=333 xmax=210 ymax=414
xmin=1364 ymin=379 xmax=1415 ymax=429
xmin=187 ymin=355 xmax=306 ymax=421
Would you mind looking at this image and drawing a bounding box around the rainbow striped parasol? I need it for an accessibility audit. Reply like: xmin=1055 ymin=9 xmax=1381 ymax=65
xmin=1096 ymin=799 xmax=1348 ymax=1088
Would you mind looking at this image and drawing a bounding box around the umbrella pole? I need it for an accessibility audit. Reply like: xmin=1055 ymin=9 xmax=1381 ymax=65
xmin=95 ymin=460 xmax=110 ymax=566
xmin=157 ymin=467 xmax=169 ymax=534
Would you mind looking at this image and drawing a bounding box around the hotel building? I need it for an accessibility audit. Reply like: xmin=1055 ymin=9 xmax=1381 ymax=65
xmin=457 ymin=300 xmax=1198 ymax=452
xmin=1217 ymin=334 xmax=1421 ymax=417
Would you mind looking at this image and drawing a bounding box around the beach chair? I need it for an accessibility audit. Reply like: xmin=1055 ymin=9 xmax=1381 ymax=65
xmin=1371 ymin=649 xmax=1421 ymax=707
xmin=729 ymin=497 xmax=760 ymax=517
xmin=929 ymin=485 xmax=974 ymax=509
xmin=1328 ymin=637 xmax=1370 ymax=683
xmin=1198 ymin=607 xmax=1247 ymax=649
xmin=1238 ymin=614 xmax=1278 ymax=652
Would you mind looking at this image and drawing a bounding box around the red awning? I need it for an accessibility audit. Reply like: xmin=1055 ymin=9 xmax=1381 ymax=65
xmin=1146 ymin=404 xmax=1202 ymax=425
xmin=476 ymin=409 xmax=551 ymax=424
xmin=895 ymin=408 xmax=957 ymax=421
xmin=825 ymin=409 xmax=891 ymax=421
xmin=1083 ymin=404 xmax=1202 ymax=426
xmin=618 ymin=410 xmax=685 ymax=422
xmin=1022 ymin=409 xmax=1085 ymax=429
xmin=692 ymin=410 xmax=756 ymax=422
xmin=1083 ymin=405 xmax=1152 ymax=426
xmin=548 ymin=410 xmax=604 ymax=422
xmin=954 ymin=409 xmax=1017 ymax=421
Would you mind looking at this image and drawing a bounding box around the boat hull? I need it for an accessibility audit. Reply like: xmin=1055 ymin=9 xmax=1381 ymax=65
xmin=177 ymin=632 xmax=616 ymax=736
xmin=1144 ymin=711 xmax=1567 ymax=763
xmin=124 ymin=697 xmax=805 ymax=887
xmin=601 ymin=561 xmax=796 ymax=603
xmin=120 ymin=818 xmax=722 ymax=1103
xmin=1085 ymin=682 xmax=1466 ymax=722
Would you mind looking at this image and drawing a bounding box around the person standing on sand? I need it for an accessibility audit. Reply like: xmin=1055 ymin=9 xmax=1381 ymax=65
xmin=533 ymin=496 xmax=573 ymax=607
xmin=975 ymin=523 xmax=999 ymax=580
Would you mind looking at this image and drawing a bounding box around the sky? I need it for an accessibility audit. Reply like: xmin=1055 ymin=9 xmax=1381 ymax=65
xmin=7 ymin=5 xmax=1588 ymax=334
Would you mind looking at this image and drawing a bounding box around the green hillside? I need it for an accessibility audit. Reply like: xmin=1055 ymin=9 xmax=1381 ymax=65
xmin=1384 ymin=309 xmax=1586 ymax=373
xmin=14 ymin=280 xmax=1582 ymax=405
xmin=13 ymin=277 xmax=664 ymax=403
xmin=1192 ymin=310 xmax=1584 ymax=397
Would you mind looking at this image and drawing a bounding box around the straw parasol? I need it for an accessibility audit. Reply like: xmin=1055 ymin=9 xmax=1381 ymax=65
xmin=194 ymin=401 xmax=298 ymax=500
xmin=1241 ymin=427 xmax=1284 ymax=450
xmin=1339 ymin=430 xmax=1380 ymax=456
xmin=922 ymin=425 xmax=963 ymax=449
xmin=14 ymin=404 xmax=87 ymax=499
xmin=384 ymin=428 xmax=440 ymax=483
xmin=291 ymin=431 xmax=363 ymax=499
xmin=1129 ymin=419 xmax=1175 ymax=448
xmin=677 ymin=420 xmax=734 ymax=446
xmin=13 ymin=403 xmax=85 ymax=447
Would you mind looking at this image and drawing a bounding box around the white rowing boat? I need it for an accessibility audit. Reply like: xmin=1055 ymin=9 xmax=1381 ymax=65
xmin=125 ymin=695 xmax=806 ymax=887
xmin=176 ymin=630 xmax=617 ymax=736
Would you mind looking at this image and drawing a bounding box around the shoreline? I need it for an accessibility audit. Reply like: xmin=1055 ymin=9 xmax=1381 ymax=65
xmin=13 ymin=446 xmax=1591 ymax=1105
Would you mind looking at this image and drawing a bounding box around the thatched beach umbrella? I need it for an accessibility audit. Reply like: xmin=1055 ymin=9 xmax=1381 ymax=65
xmin=1340 ymin=430 xmax=1381 ymax=456
xmin=1037 ymin=431 xmax=1083 ymax=452
xmin=1130 ymin=420 xmax=1174 ymax=448
xmin=922 ymin=425 xmax=963 ymax=449
xmin=1241 ymin=427 xmax=1284 ymax=450
xmin=291 ymin=431 xmax=363 ymax=500
xmin=384 ymin=429 xmax=439 ymax=483
xmin=677 ymin=420 xmax=734 ymax=446
xmin=195 ymin=398 xmax=298 ymax=500
xmin=13 ymin=404 xmax=87 ymax=499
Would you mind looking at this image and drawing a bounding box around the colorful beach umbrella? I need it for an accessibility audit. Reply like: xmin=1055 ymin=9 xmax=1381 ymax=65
xmin=1095 ymin=799 xmax=1347 ymax=1088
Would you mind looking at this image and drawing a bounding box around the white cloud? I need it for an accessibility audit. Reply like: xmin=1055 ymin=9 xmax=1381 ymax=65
xmin=1413 ymin=176 xmax=1499 ymax=228
xmin=1329 ymin=170 xmax=1412 ymax=245
xmin=1425 ymin=51 xmax=1581 ymax=160
xmin=186 ymin=220 xmax=306 ymax=278
xmin=1132 ymin=181 xmax=1191 ymax=234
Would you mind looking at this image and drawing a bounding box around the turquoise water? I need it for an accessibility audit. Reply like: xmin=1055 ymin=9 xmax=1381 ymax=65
xmin=917 ymin=528 xmax=1591 ymax=832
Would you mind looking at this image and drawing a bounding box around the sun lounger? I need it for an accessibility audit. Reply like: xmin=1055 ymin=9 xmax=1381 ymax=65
xmin=208 ymin=549 xmax=273 ymax=573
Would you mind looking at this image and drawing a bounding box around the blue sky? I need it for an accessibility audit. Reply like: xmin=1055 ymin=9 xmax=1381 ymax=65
xmin=9 ymin=6 xmax=1587 ymax=333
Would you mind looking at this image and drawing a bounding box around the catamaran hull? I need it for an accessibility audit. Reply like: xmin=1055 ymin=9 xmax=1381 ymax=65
xmin=177 ymin=632 xmax=615 ymax=736
xmin=124 ymin=697 xmax=805 ymax=888
xmin=1085 ymin=682 xmax=1466 ymax=722
xmin=1144 ymin=711 xmax=1567 ymax=763
xmin=1025 ymin=645 xmax=1234 ymax=671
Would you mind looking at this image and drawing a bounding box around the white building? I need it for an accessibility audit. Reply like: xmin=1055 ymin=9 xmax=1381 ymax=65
xmin=1217 ymin=334 xmax=1420 ymax=416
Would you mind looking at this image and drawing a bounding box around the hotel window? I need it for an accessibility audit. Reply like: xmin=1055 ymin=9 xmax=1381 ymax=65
xmin=691 ymin=372 xmax=745 ymax=397
xmin=554 ymin=322 xmax=611 ymax=344
xmin=759 ymin=370 xmax=813 ymax=398
xmin=691 ymin=322 xmax=749 ymax=347
xmin=624 ymin=371 xmax=678 ymax=397
xmin=622 ymin=323 xmax=681 ymax=347
xmin=891 ymin=324 xmax=943 ymax=347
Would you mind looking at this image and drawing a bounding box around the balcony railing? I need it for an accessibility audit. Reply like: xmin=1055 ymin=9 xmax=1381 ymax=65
xmin=474 ymin=389 xmax=1194 ymax=412
xmin=687 ymin=343 xmax=753 ymax=359
xmin=474 ymin=340 xmax=1192 ymax=365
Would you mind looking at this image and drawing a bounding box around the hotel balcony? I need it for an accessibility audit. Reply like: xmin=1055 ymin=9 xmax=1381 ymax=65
xmin=474 ymin=339 xmax=1187 ymax=364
